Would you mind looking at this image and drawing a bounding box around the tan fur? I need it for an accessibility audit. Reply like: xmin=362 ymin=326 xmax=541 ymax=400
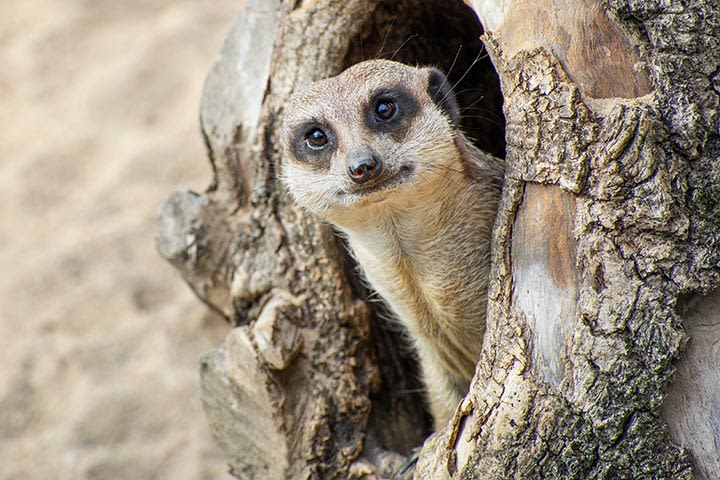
xmin=280 ymin=60 xmax=503 ymax=427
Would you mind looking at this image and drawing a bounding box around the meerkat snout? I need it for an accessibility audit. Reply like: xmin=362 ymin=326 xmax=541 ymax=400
xmin=347 ymin=151 xmax=383 ymax=184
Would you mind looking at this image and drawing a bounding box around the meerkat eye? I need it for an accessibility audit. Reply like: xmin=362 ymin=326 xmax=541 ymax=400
xmin=375 ymin=100 xmax=397 ymax=120
xmin=306 ymin=128 xmax=328 ymax=149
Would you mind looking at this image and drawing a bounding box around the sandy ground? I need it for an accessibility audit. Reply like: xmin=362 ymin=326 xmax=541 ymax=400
xmin=0 ymin=1 xmax=244 ymax=478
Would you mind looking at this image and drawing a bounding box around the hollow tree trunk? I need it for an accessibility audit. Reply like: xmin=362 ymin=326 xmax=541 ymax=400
xmin=156 ymin=0 xmax=719 ymax=478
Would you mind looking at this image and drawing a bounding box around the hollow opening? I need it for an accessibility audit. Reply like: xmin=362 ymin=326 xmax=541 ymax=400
xmin=344 ymin=0 xmax=506 ymax=159
xmin=340 ymin=0 xmax=506 ymax=454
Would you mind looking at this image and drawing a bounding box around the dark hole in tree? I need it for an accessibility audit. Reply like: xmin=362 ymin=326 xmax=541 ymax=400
xmin=345 ymin=1 xmax=506 ymax=159
xmin=339 ymin=0 xmax=506 ymax=455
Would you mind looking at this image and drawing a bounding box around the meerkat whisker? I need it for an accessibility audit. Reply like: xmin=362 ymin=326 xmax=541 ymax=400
xmin=458 ymin=95 xmax=486 ymax=113
xmin=375 ymin=16 xmax=398 ymax=60
xmin=438 ymin=49 xmax=489 ymax=109
xmin=430 ymin=45 xmax=463 ymax=105
xmin=458 ymin=114 xmax=505 ymax=129
xmin=388 ymin=34 xmax=418 ymax=61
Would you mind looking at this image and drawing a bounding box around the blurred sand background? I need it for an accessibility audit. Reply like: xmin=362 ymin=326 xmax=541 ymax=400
xmin=0 ymin=1 xmax=243 ymax=478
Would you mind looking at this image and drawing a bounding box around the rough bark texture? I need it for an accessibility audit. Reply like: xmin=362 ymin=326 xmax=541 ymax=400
xmin=416 ymin=0 xmax=720 ymax=478
xmin=157 ymin=0 xmax=719 ymax=478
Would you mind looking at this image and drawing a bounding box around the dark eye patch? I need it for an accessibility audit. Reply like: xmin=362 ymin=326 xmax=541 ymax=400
xmin=289 ymin=121 xmax=336 ymax=170
xmin=364 ymin=87 xmax=419 ymax=140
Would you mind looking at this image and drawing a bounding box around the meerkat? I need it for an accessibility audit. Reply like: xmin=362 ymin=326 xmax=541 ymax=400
xmin=279 ymin=59 xmax=504 ymax=427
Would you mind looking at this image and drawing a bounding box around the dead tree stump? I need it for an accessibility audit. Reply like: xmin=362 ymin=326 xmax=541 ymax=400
xmin=157 ymin=0 xmax=720 ymax=478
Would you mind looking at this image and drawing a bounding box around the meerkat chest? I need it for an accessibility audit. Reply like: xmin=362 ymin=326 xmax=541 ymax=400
xmin=348 ymin=229 xmax=458 ymax=337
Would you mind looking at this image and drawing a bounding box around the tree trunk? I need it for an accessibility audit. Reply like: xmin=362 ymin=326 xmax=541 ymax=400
xmin=156 ymin=0 xmax=719 ymax=478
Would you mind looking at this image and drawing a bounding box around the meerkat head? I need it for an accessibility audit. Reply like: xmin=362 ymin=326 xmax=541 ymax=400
xmin=279 ymin=59 xmax=462 ymax=226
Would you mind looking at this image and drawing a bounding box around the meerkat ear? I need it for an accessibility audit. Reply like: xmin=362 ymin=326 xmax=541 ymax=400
xmin=425 ymin=67 xmax=461 ymax=126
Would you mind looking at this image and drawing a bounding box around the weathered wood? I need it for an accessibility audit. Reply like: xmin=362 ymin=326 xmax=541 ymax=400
xmin=415 ymin=0 xmax=719 ymax=478
xmin=157 ymin=0 xmax=720 ymax=478
xmin=472 ymin=0 xmax=653 ymax=98
xmin=512 ymin=183 xmax=578 ymax=388
xmin=159 ymin=0 xmax=466 ymax=477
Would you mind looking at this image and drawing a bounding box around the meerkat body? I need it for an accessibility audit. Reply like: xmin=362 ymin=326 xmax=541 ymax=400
xmin=280 ymin=60 xmax=503 ymax=426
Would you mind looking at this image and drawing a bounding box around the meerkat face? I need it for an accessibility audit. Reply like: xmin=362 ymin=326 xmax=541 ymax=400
xmin=280 ymin=59 xmax=462 ymax=226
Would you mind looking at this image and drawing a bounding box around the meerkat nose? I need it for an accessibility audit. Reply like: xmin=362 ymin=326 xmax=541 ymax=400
xmin=348 ymin=156 xmax=382 ymax=184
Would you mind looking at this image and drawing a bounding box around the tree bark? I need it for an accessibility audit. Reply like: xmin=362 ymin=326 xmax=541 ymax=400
xmin=156 ymin=0 xmax=719 ymax=478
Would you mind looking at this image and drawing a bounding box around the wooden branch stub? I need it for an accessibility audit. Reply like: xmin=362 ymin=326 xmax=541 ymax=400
xmin=156 ymin=190 xmax=234 ymax=317
xmin=200 ymin=328 xmax=289 ymax=478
